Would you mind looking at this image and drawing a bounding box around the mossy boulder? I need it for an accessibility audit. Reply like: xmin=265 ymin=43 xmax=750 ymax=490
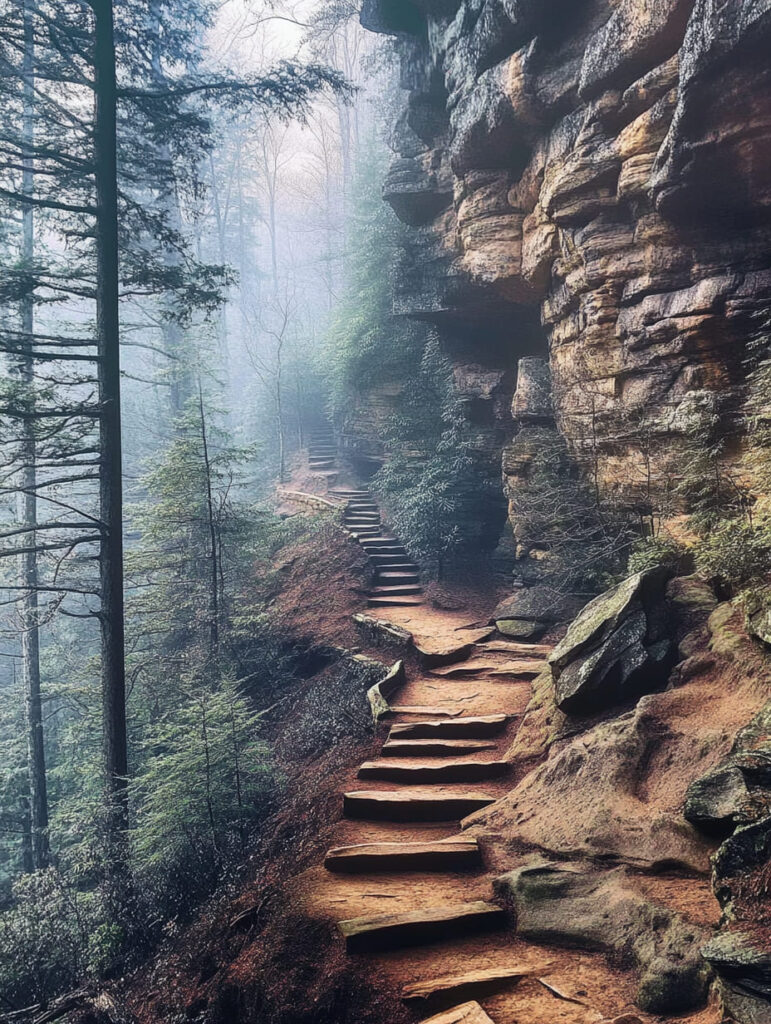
xmin=548 ymin=567 xmax=675 ymax=715
xmin=492 ymin=586 xmax=585 ymax=640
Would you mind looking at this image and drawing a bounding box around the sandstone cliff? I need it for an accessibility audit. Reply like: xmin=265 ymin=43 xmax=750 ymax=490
xmin=360 ymin=0 xmax=771 ymax=560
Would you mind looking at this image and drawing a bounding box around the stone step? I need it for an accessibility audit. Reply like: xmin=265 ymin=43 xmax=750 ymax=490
xmin=358 ymin=759 xmax=509 ymax=783
xmin=389 ymin=706 xmax=461 ymax=717
xmin=403 ymin=966 xmax=540 ymax=1007
xmin=360 ymin=537 xmax=401 ymax=547
xmin=330 ymin=489 xmax=369 ymax=496
xmin=347 ymin=502 xmax=379 ymax=510
xmin=310 ymin=459 xmax=335 ymax=468
xmin=368 ymin=596 xmax=424 ymax=608
xmin=338 ymin=901 xmax=505 ymax=953
xmin=418 ymin=1002 xmax=497 ymax=1024
xmin=369 ymin=584 xmax=423 ymax=596
xmin=362 ymin=546 xmax=407 ymax=556
xmin=475 ymin=640 xmax=554 ymax=657
xmin=431 ymin=658 xmax=547 ymax=679
xmin=324 ymin=839 xmax=482 ymax=874
xmin=369 ymin=554 xmax=416 ymax=565
xmin=343 ymin=789 xmax=496 ymax=821
xmin=389 ymin=715 xmax=511 ymax=740
xmin=345 ymin=514 xmax=381 ymax=522
xmin=376 ymin=573 xmax=421 ymax=585
xmin=381 ymin=739 xmax=498 ymax=757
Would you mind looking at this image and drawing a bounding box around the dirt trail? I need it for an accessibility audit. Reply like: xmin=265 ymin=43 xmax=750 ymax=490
xmin=291 ymin=495 xmax=722 ymax=1024
xmin=274 ymin=481 xmax=720 ymax=1024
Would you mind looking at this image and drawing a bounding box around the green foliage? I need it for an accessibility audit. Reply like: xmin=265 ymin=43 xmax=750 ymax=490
xmin=510 ymin=428 xmax=634 ymax=593
xmin=0 ymin=869 xmax=111 ymax=1006
xmin=132 ymin=681 xmax=277 ymax=913
xmin=324 ymin=142 xmax=424 ymax=415
xmin=674 ymin=411 xmax=771 ymax=591
xmin=694 ymin=520 xmax=771 ymax=590
xmin=627 ymin=535 xmax=684 ymax=576
xmin=373 ymin=339 xmax=497 ymax=578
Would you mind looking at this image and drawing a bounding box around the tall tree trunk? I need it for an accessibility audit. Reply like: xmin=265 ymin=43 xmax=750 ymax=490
xmin=198 ymin=383 xmax=219 ymax=657
xmin=20 ymin=0 xmax=49 ymax=871
xmin=92 ymin=0 xmax=129 ymax=864
xmin=149 ymin=0 xmax=187 ymax=416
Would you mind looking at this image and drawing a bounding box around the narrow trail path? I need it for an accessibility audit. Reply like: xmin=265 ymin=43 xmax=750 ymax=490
xmin=293 ymin=488 xmax=706 ymax=1024
xmin=288 ymin=480 xmax=718 ymax=1024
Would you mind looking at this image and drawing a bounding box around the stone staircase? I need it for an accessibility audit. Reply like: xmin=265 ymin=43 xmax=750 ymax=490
xmin=300 ymin=480 xmax=563 ymax=1024
xmin=315 ymin=620 xmax=554 ymax=1024
xmin=329 ymin=487 xmax=425 ymax=608
xmin=307 ymin=425 xmax=338 ymax=474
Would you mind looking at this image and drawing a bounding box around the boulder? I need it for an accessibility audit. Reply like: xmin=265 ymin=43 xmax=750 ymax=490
xmin=685 ymin=700 xmax=771 ymax=835
xmin=493 ymin=861 xmax=711 ymax=1013
xmin=702 ymin=931 xmax=771 ymax=1024
xmin=745 ymin=587 xmax=771 ymax=647
xmin=511 ymin=358 xmax=552 ymax=423
xmin=712 ymin=815 xmax=771 ymax=920
xmin=548 ymin=567 xmax=676 ymax=715
xmin=492 ymin=585 xmax=585 ymax=639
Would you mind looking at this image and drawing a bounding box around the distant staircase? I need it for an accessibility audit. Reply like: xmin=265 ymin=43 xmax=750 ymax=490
xmin=328 ymin=487 xmax=424 ymax=608
xmin=307 ymin=425 xmax=337 ymax=474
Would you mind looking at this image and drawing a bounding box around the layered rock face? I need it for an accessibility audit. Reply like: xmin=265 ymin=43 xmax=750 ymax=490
xmin=361 ymin=0 xmax=771 ymax=527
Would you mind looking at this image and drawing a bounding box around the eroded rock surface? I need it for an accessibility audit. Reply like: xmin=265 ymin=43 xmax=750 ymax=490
xmin=493 ymin=861 xmax=711 ymax=1013
xmin=360 ymin=0 xmax=771 ymax=554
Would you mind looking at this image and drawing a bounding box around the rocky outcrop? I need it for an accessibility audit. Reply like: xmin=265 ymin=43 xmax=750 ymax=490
xmin=467 ymin=695 xmax=715 ymax=872
xmin=361 ymin=0 xmax=771 ymax=552
xmin=548 ymin=567 xmax=675 ymax=714
xmin=493 ymin=861 xmax=711 ymax=1013
xmin=492 ymin=584 xmax=584 ymax=639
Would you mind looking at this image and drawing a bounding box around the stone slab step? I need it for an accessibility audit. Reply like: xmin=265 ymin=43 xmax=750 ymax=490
xmin=324 ymin=839 xmax=481 ymax=873
xmin=347 ymin=502 xmax=379 ymax=510
xmin=388 ymin=706 xmax=461 ymax=717
xmin=370 ymin=584 xmax=423 ymax=596
xmin=368 ymin=596 xmax=424 ymax=608
xmin=358 ymin=760 xmax=509 ymax=783
xmin=381 ymin=739 xmax=498 ymax=757
xmin=403 ymin=966 xmax=540 ymax=1006
xmin=419 ymin=1002 xmax=496 ymax=1024
xmin=338 ymin=901 xmax=505 ymax=953
xmin=476 ymin=640 xmax=554 ymax=657
xmin=431 ymin=659 xmax=547 ymax=678
xmin=389 ymin=715 xmax=510 ymax=739
xmin=330 ymin=489 xmax=369 ymax=496
xmin=360 ymin=537 xmax=401 ymax=546
xmin=377 ymin=572 xmax=420 ymax=583
xmin=343 ymin=789 xmax=496 ymax=821
xmin=369 ymin=555 xmax=417 ymax=565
